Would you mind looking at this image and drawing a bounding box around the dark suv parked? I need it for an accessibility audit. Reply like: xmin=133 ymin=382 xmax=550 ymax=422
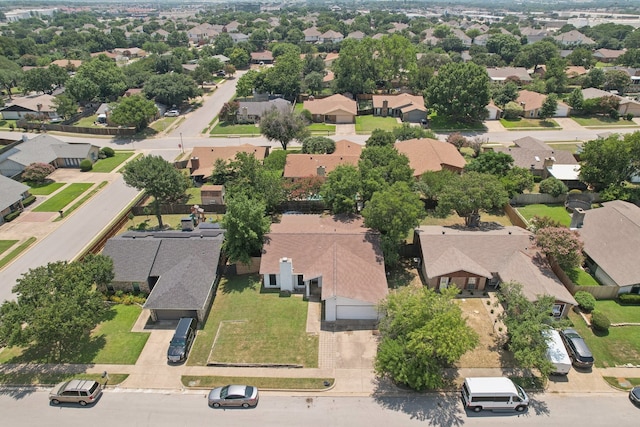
xmin=167 ymin=317 xmax=197 ymax=363
xmin=560 ymin=328 xmax=594 ymax=369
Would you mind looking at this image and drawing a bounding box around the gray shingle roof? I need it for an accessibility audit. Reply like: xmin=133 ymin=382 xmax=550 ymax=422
xmin=4 ymin=134 xmax=98 ymax=168
xmin=0 ymin=175 xmax=29 ymax=210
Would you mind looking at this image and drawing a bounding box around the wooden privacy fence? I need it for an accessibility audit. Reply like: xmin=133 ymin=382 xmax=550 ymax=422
xmin=131 ymin=203 xmax=226 ymax=215
xmin=549 ymin=257 xmax=619 ymax=300
xmin=18 ymin=120 xmax=136 ymax=136
xmin=503 ymin=204 xmax=528 ymax=229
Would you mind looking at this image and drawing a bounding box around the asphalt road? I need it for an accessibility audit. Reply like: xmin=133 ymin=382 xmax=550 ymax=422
xmin=0 ymin=390 xmax=637 ymax=427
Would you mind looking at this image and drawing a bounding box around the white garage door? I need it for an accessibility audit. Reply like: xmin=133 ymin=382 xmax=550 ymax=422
xmin=334 ymin=115 xmax=352 ymax=124
xmin=336 ymin=305 xmax=377 ymax=320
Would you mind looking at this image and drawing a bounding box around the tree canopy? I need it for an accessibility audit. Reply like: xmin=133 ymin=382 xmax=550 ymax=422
xmin=122 ymin=155 xmax=190 ymax=228
xmin=579 ymin=132 xmax=640 ymax=191
xmin=143 ymin=73 xmax=202 ymax=107
xmin=320 ymin=164 xmax=362 ymax=214
xmin=0 ymin=257 xmax=110 ymax=362
xmin=221 ymin=193 xmax=271 ymax=265
xmin=535 ymin=227 xmax=584 ymax=271
xmin=259 ymin=108 xmax=310 ymax=150
xmin=426 ymin=62 xmax=490 ymax=123
xmin=109 ymin=95 xmax=158 ymax=131
xmin=376 ymin=286 xmax=478 ymax=391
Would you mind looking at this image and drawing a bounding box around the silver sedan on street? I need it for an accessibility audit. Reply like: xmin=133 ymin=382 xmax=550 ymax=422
xmin=207 ymin=384 xmax=259 ymax=408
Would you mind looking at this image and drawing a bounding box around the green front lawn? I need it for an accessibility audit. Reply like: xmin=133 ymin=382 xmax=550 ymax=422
xmin=91 ymin=152 xmax=135 ymax=173
xmin=355 ymin=115 xmax=399 ymax=132
xmin=0 ymin=304 xmax=149 ymax=364
xmin=500 ymin=117 xmax=560 ymax=129
xmin=0 ymin=240 xmax=18 ymax=255
xmin=308 ymin=123 xmax=336 ymax=135
xmin=54 ymin=181 xmax=107 ymax=221
xmin=32 ymin=183 xmax=93 ymax=212
xmin=210 ymin=122 xmax=261 ymax=135
xmin=0 ymin=118 xmax=18 ymax=129
xmin=26 ymin=181 xmax=66 ymax=195
xmin=571 ymin=116 xmax=638 ymax=127
xmin=0 ymin=372 xmax=129 ymax=387
xmin=182 ymin=375 xmax=333 ymax=390
xmin=568 ymin=310 xmax=640 ymax=368
xmin=428 ymin=115 xmax=485 ymax=131
xmin=516 ymin=204 xmax=571 ymax=227
xmin=149 ymin=116 xmax=179 ymax=133
xmin=188 ymin=275 xmax=318 ymax=367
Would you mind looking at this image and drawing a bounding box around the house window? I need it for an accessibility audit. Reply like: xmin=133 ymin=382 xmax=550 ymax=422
xmin=269 ymin=274 xmax=277 ymax=287
xmin=552 ymin=304 xmax=563 ymax=317
xmin=297 ymin=275 xmax=304 ymax=287
xmin=466 ymin=277 xmax=477 ymax=290
xmin=106 ymin=284 xmax=114 ymax=292
xmin=132 ymin=282 xmax=140 ymax=293
xmin=439 ymin=277 xmax=449 ymax=290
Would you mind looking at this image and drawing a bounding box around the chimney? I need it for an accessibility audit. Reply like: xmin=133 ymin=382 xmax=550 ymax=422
xmin=382 ymin=100 xmax=388 ymax=116
xmin=570 ymin=207 xmax=586 ymax=230
xmin=317 ymin=165 xmax=325 ymax=176
xmin=190 ymin=157 xmax=199 ymax=171
xmin=279 ymin=257 xmax=294 ymax=292
xmin=543 ymin=157 xmax=554 ymax=168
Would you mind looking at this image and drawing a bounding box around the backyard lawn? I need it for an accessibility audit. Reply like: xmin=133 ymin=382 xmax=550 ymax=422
xmin=32 ymin=183 xmax=93 ymax=212
xmin=355 ymin=115 xmax=399 ymax=133
xmin=420 ymin=210 xmax=514 ymax=228
xmin=0 ymin=304 xmax=149 ymax=365
xmin=546 ymin=142 xmax=583 ymax=154
xmin=516 ymin=204 xmax=571 ymax=227
xmin=188 ymin=274 xmax=318 ymax=367
xmin=569 ymin=305 xmax=640 ymax=368
xmin=91 ymin=152 xmax=135 ymax=173
xmin=26 ymin=181 xmax=65 ymax=195
xmin=565 ymin=266 xmax=600 ymax=286
xmin=210 ymin=122 xmax=261 ymax=136
xmin=500 ymin=118 xmax=560 ymax=129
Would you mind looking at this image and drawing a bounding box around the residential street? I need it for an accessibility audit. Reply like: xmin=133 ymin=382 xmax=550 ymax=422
xmin=0 ymin=391 xmax=638 ymax=427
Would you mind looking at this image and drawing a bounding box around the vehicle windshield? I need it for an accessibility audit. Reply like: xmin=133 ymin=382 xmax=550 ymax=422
xmin=170 ymin=338 xmax=185 ymax=346
xmin=516 ymin=385 xmax=527 ymax=401
xmin=220 ymin=386 xmax=229 ymax=399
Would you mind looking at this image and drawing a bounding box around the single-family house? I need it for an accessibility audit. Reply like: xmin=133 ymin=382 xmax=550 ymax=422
xmin=114 ymin=47 xmax=147 ymax=58
xmin=237 ymin=98 xmax=291 ymax=123
xmin=565 ymin=66 xmax=589 ymax=79
xmin=229 ymin=33 xmax=249 ymax=44
xmin=260 ymin=214 xmax=388 ymax=322
xmin=303 ymin=94 xmax=357 ymax=124
xmin=49 ymin=59 xmax=83 ymax=71
xmin=0 ymin=175 xmax=30 ymax=224
xmin=320 ymin=30 xmax=344 ymax=44
xmin=581 ymin=87 xmax=640 ymax=116
xmin=394 ymin=138 xmax=466 ymax=177
xmin=323 ymin=71 xmax=335 ymax=87
xmin=414 ymin=226 xmax=577 ymax=317
xmin=0 ymin=134 xmax=100 ymax=178
xmin=323 ymin=52 xmax=340 ymax=67
xmin=303 ymin=26 xmax=322 ymax=43
xmin=102 ymin=225 xmax=226 ymax=322
xmin=493 ymin=136 xmax=578 ymax=177
xmin=250 ymin=50 xmax=274 ymax=64
xmin=224 ymin=20 xmax=241 ymax=33
xmin=553 ymin=30 xmax=595 ymax=47
xmin=573 ymin=200 xmax=640 ymax=295
xmin=520 ymin=27 xmax=549 ymax=44
xmin=347 ymin=30 xmax=365 ymax=41
xmin=515 ymin=90 xmax=571 ymax=118
xmin=593 ymin=48 xmax=626 ymax=63
xmin=0 ymin=94 xmax=59 ymax=121
xmin=486 ymin=67 xmax=533 ymax=84
xmin=372 ymin=93 xmax=426 ymax=123
xmin=283 ymin=139 xmax=362 ymax=180
xmin=451 ymin=28 xmax=472 ymax=46
xmin=187 ymin=144 xmax=270 ymax=181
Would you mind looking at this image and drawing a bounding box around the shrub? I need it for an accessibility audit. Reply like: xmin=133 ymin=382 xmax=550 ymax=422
xmin=100 ymin=147 xmax=115 ymax=158
xmin=503 ymin=101 xmax=524 ymax=120
xmin=539 ymin=177 xmax=568 ymax=197
xmin=619 ymin=294 xmax=640 ymax=305
xmin=609 ymin=109 xmax=619 ymax=120
xmin=3 ymin=211 xmax=21 ymax=222
xmin=80 ymin=159 xmax=93 ymax=172
xmin=591 ymin=310 xmax=610 ymax=332
xmin=568 ymin=189 xmax=582 ymax=194
xmin=9 ymin=123 xmax=15 ymax=130
xmin=626 ymin=113 xmax=634 ymax=121
xmin=574 ymin=291 xmax=596 ymax=313
xmin=22 ymin=195 xmax=36 ymax=206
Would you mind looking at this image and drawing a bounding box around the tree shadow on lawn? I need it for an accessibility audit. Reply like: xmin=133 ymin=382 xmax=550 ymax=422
xmin=218 ymin=274 xmax=261 ymax=295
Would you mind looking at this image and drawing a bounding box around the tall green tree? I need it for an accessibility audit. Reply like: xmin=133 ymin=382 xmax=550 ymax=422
xmin=72 ymin=55 xmax=127 ymax=101
xmin=0 ymin=259 xmax=109 ymax=362
xmin=539 ymin=93 xmax=559 ymax=121
xmin=465 ymin=151 xmax=514 ymax=176
xmin=264 ymin=50 xmax=303 ymax=98
xmin=486 ymin=33 xmax=521 ymax=64
xmin=498 ymin=282 xmax=555 ymax=378
xmin=109 ymin=95 xmax=158 ymax=131
xmin=358 ymin=145 xmax=414 ymax=202
xmin=579 ymin=133 xmax=640 ymax=191
xmin=332 ymin=38 xmax=378 ymax=95
xmin=426 ymin=62 xmax=490 ymax=123
xmin=514 ymin=40 xmax=559 ymax=70
xmin=436 ymin=172 xmax=510 ymax=227
xmin=376 ymin=286 xmax=478 ymax=391
xmin=221 ymin=193 xmax=271 ymax=265
xmin=260 ymin=108 xmax=310 ymax=150
xmin=143 ymin=73 xmax=201 ymax=107
xmin=122 ymin=155 xmax=190 ymax=229
xmin=51 ymin=94 xmax=78 ymax=119
xmin=0 ymin=56 xmax=22 ymax=99
xmin=320 ymin=165 xmax=362 ymax=214
xmin=362 ymin=181 xmax=424 ymax=265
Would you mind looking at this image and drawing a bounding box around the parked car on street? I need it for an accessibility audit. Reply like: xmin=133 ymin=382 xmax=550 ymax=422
xmin=630 ymin=386 xmax=640 ymax=407
xmin=560 ymin=328 xmax=594 ymax=369
xmin=207 ymin=385 xmax=259 ymax=408
xmin=49 ymin=379 xmax=102 ymax=406
xmin=164 ymin=110 xmax=180 ymax=117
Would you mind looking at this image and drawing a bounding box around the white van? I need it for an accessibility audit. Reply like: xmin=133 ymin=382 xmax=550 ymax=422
xmin=543 ymin=328 xmax=571 ymax=375
xmin=461 ymin=377 xmax=529 ymax=413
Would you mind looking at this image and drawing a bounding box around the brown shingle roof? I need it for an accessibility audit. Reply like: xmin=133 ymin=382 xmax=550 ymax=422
xmin=578 ymin=200 xmax=640 ymax=287
xmin=516 ymin=90 xmax=546 ymax=112
xmin=372 ymin=93 xmax=426 ymax=113
xmin=283 ymin=148 xmax=360 ymax=178
xmin=260 ymin=215 xmax=388 ymax=304
xmin=188 ymin=144 xmax=269 ymax=178
xmin=303 ymin=94 xmax=357 ymax=116
xmin=493 ymin=139 xmax=578 ymax=172
xmin=394 ymin=138 xmax=466 ymax=177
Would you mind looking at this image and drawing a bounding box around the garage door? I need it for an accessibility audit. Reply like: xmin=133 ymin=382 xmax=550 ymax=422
xmin=336 ymin=305 xmax=377 ymax=320
xmin=334 ymin=114 xmax=352 ymax=124
xmin=153 ymin=309 xmax=198 ymax=321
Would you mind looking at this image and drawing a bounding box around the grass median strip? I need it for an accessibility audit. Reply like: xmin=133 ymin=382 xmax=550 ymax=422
xmin=0 ymin=237 xmax=36 ymax=269
xmin=0 ymin=372 xmax=128 ymax=387
xmin=33 ymin=183 xmax=93 ymax=212
xmin=182 ymin=375 xmax=334 ymax=390
xmin=603 ymin=377 xmax=640 ymax=391
xmin=53 ymin=181 xmax=108 ymax=222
